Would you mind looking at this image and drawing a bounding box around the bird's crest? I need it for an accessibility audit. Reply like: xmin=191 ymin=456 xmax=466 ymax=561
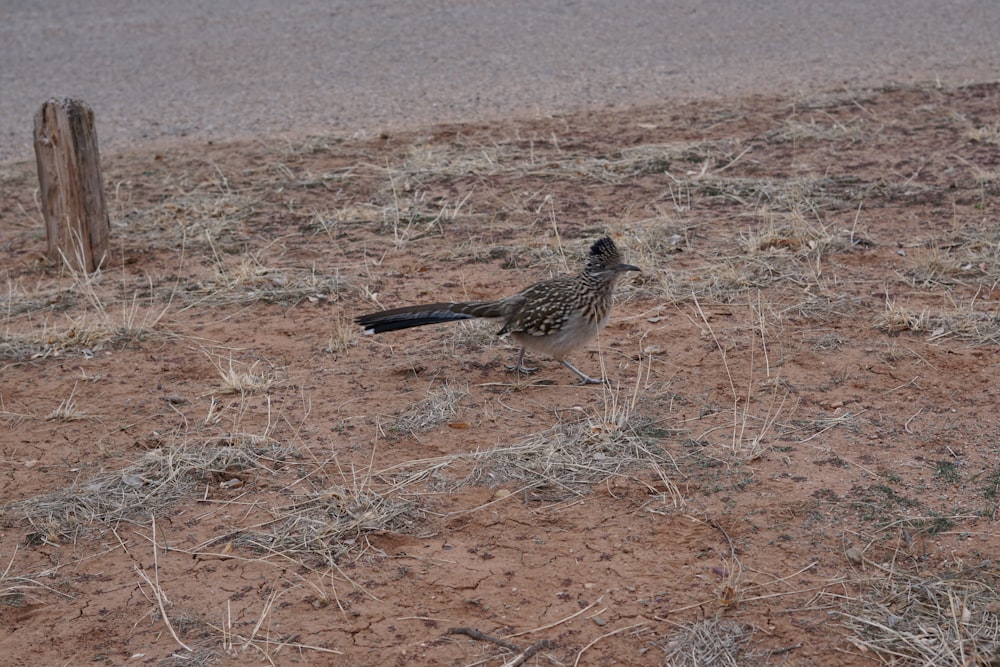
xmin=585 ymin=236 xmax=622 ymax=271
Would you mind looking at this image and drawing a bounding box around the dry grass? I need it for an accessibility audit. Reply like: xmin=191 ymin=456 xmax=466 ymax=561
xmin=44 ymin=384 xmax=88 ymax=421
xmin=964 ymin=123 xmax=1000 ymax=144
xmin=629 ymin=206 xmax=857 ymax=306
xmin=457 ymin=408 xmax=682 ymax=506
xmin=840 ymin=563 xmax=1000 ymax=666
xmin=374 ymin=364 xmax=684 ymax=506
xmin=738 ymin=207 xmax=835 ymax=259
xmin=768 ymin=116 xmax=871 ymax=143
xmin=390 ymin=382 xmax=469 ymax=433
xmin=904 ymin=225 xmax=1000 ymax=288
xmin=124 ymin=187 xmax=261 ymax=254
xmin=657 ymin=617 xmax=752 ymax=667
xmin=135 ymin=514 xmax=347 ymax=663
xmin=228 ymin=482 xmax=423 ymax=566
xmin=325 ymin=312 xmax=358 ymax=354
xmin=186 ymin=254 xmax=350 ymax=308
xmin=448 ymin=318 xmax=502 ymax=351
xmin=1 ymin=252 xmax=171 ymax=362
xmin=212 ymin=356 xmax=280 ymax=395
xmin=390 ymin=136 xmax=745 ymax=185
xmin=693 ymin=293 xmax=790 ymax=461
xmin=875 ymin=298 xmax=1000 ymax=343
xmin=1 ymin=274 xmax=77 ymax=318
xmin=0 ymin=323 xmax=102 ymax=361
xmin=0 ymin=303 xmax=166 ymax=361
xmin=6 ymin=442 xmax=291 ymax=543
xmin=0 ymin=545 xmax=71 ymax=605
xmin=874 ymin=299 xmax=931 ymax=335
xmin=926 ymin=305 xmax=1000 ymax=344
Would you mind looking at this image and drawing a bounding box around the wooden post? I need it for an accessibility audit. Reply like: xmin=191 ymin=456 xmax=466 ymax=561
xmin=33 ymin=98 xmax=110 ymax=272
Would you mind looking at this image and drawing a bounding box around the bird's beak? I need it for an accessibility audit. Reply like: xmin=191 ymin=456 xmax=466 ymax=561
xmin=617 ymin=263 xmax=641 ymax=273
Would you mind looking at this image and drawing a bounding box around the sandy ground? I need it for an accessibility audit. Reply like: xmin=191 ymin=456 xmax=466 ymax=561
xmin=2 ymin=1 xmax=999 ymax=162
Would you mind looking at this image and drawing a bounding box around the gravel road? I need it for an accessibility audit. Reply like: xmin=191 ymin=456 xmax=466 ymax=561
xmin=2 ymin=0 xmax=998 ymax=161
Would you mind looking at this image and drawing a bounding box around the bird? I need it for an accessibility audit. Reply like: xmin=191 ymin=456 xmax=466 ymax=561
xmin=355 ymin=237 xmax=640 ymax=384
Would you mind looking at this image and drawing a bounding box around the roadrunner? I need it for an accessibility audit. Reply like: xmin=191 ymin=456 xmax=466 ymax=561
xmin=355 ymin=237 xmax=640 ymax=384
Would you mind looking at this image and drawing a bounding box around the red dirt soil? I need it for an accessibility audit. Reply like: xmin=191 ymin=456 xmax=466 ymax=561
xmin=2 ymin=83 xmax=999 ymax=666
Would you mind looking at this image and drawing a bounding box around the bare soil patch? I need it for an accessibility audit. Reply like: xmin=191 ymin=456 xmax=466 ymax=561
xmin=2 ymin=82 xmax=999 ymax=666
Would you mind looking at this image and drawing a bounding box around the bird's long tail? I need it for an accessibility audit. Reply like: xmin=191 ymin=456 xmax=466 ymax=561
xmin=355 ymin=301 xmax=504 ymax=334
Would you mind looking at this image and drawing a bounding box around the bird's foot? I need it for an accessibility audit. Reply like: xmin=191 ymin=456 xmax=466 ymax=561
xmin=561 ymin=359 xmax=606 ymax=386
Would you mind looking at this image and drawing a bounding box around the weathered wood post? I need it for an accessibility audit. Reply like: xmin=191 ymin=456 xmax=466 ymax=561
xmin=33 ymin=98 xmax=110 ymax=272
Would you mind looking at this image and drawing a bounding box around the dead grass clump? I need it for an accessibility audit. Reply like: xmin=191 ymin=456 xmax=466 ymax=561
xmin=712 ymin=209 xmax=848 ymax=307
xmin=619 ymin=219 xmax=692 ymax=299
xmin=7 ymin=442 xmax=290 ymax=543
xmin=0 ymin=546 xmax=70 ymax=606
xmin=299 ymin=202 xmax=386 ymax=236
xmin=808 ymin=331 xmax=848 ymax=351
xmin=1 ymin=276 xmax=77 ymax=318
xmin=212 ymin=357 xmax=280 ymax=395
xmin=766 ymin=117 xmax=871 ymax=143
xmin=231 ymin=484 xmax=422 ymax=565
xmin=373 ymin=166 xmax=475 ymax=247
xmin=651 ymin=208 xmax=851 ymax=304
xmin=782 ymin=411 xmax=860 ymax=442
xmin=448 ymin=318 xmax=501 ymax=351
xmin=391 ymin=136 xmax=742 ymax=185
xmin=656 ymin=617 xmax=752 ymax=667
xmin=841 ymin=564 xmax=1000 ymax=666
xmin=623 ymin=218 xmax=690 ymax=257
xmin=127 ymin=190 xmax=259 ymax=253
xmin=695 ymin=175 xmax=858 ymax=211
xmin=580 ymin=138 xmax=745 ymax=182
xmin=462 ymin=418 xmax=675 ymax=500
xmin=780 ymin=293 xmax=866 ymax=323
xmin=905 ymin=225 xmax=1000 ymax=288
xmin=1 ymin=257 xmax=171 ymax=363
xmin=185 ymin=251 xmax=350 ymax=307
xmin=875 ymin=300 xmax=1000 ymax=343
xmin=905 ymin=248 xmax=978 ymax=288
xmin=651 ymin=256 xmax=785 ymax=304
xmin=390 ymin=383 xmax=469 ymax=433
xmin=0 ymin=314 xmax=134 ymax=361
xmin=44 ymin=385 xmax=88 ymax=421
xmin=380 ymin=356 xmax=684 ymax=505
xmin=874 ymin=300 xmax=930 ymax=334
xmin=0 ymin=330 xmax=75 ymax=362
xmin=965 ymin=123 xmax=1000 ymax=145
xmin=738 ymin=208 xmax=834 ymax=259
xmin=926 ymin=308 xmax=1000 ymax=344
xmin=325 ymin=312 xmax=358 ymax=354
xmin=394 ymin=142 xmax=511 ymax=180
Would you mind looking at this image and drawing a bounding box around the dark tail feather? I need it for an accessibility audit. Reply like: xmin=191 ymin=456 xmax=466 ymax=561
xmin=356 ymin=303 xmax=478 ymax=334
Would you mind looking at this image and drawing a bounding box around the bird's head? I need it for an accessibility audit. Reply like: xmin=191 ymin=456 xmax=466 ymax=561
xmin=584 ymin=236 xmax=641 ymax=278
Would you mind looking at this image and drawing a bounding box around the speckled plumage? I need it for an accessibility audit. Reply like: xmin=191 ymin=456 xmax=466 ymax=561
xmin=355 ymin=237 xmax=640 ymax=383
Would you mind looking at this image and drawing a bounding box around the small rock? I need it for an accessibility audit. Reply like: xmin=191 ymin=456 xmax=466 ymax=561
xmin=846 ymin=547 xmax=864 ymax=565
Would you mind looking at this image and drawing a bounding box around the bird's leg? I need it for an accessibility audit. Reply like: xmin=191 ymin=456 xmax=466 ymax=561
xmin=560 ymin=358 xmax=605 ymax=385
xmin=505 ymin=348 xmax=538 ymax=375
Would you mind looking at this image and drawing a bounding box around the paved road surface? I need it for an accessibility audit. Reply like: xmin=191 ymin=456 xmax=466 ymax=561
xmin=2 ymin=1 xmax=998 ymax=161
